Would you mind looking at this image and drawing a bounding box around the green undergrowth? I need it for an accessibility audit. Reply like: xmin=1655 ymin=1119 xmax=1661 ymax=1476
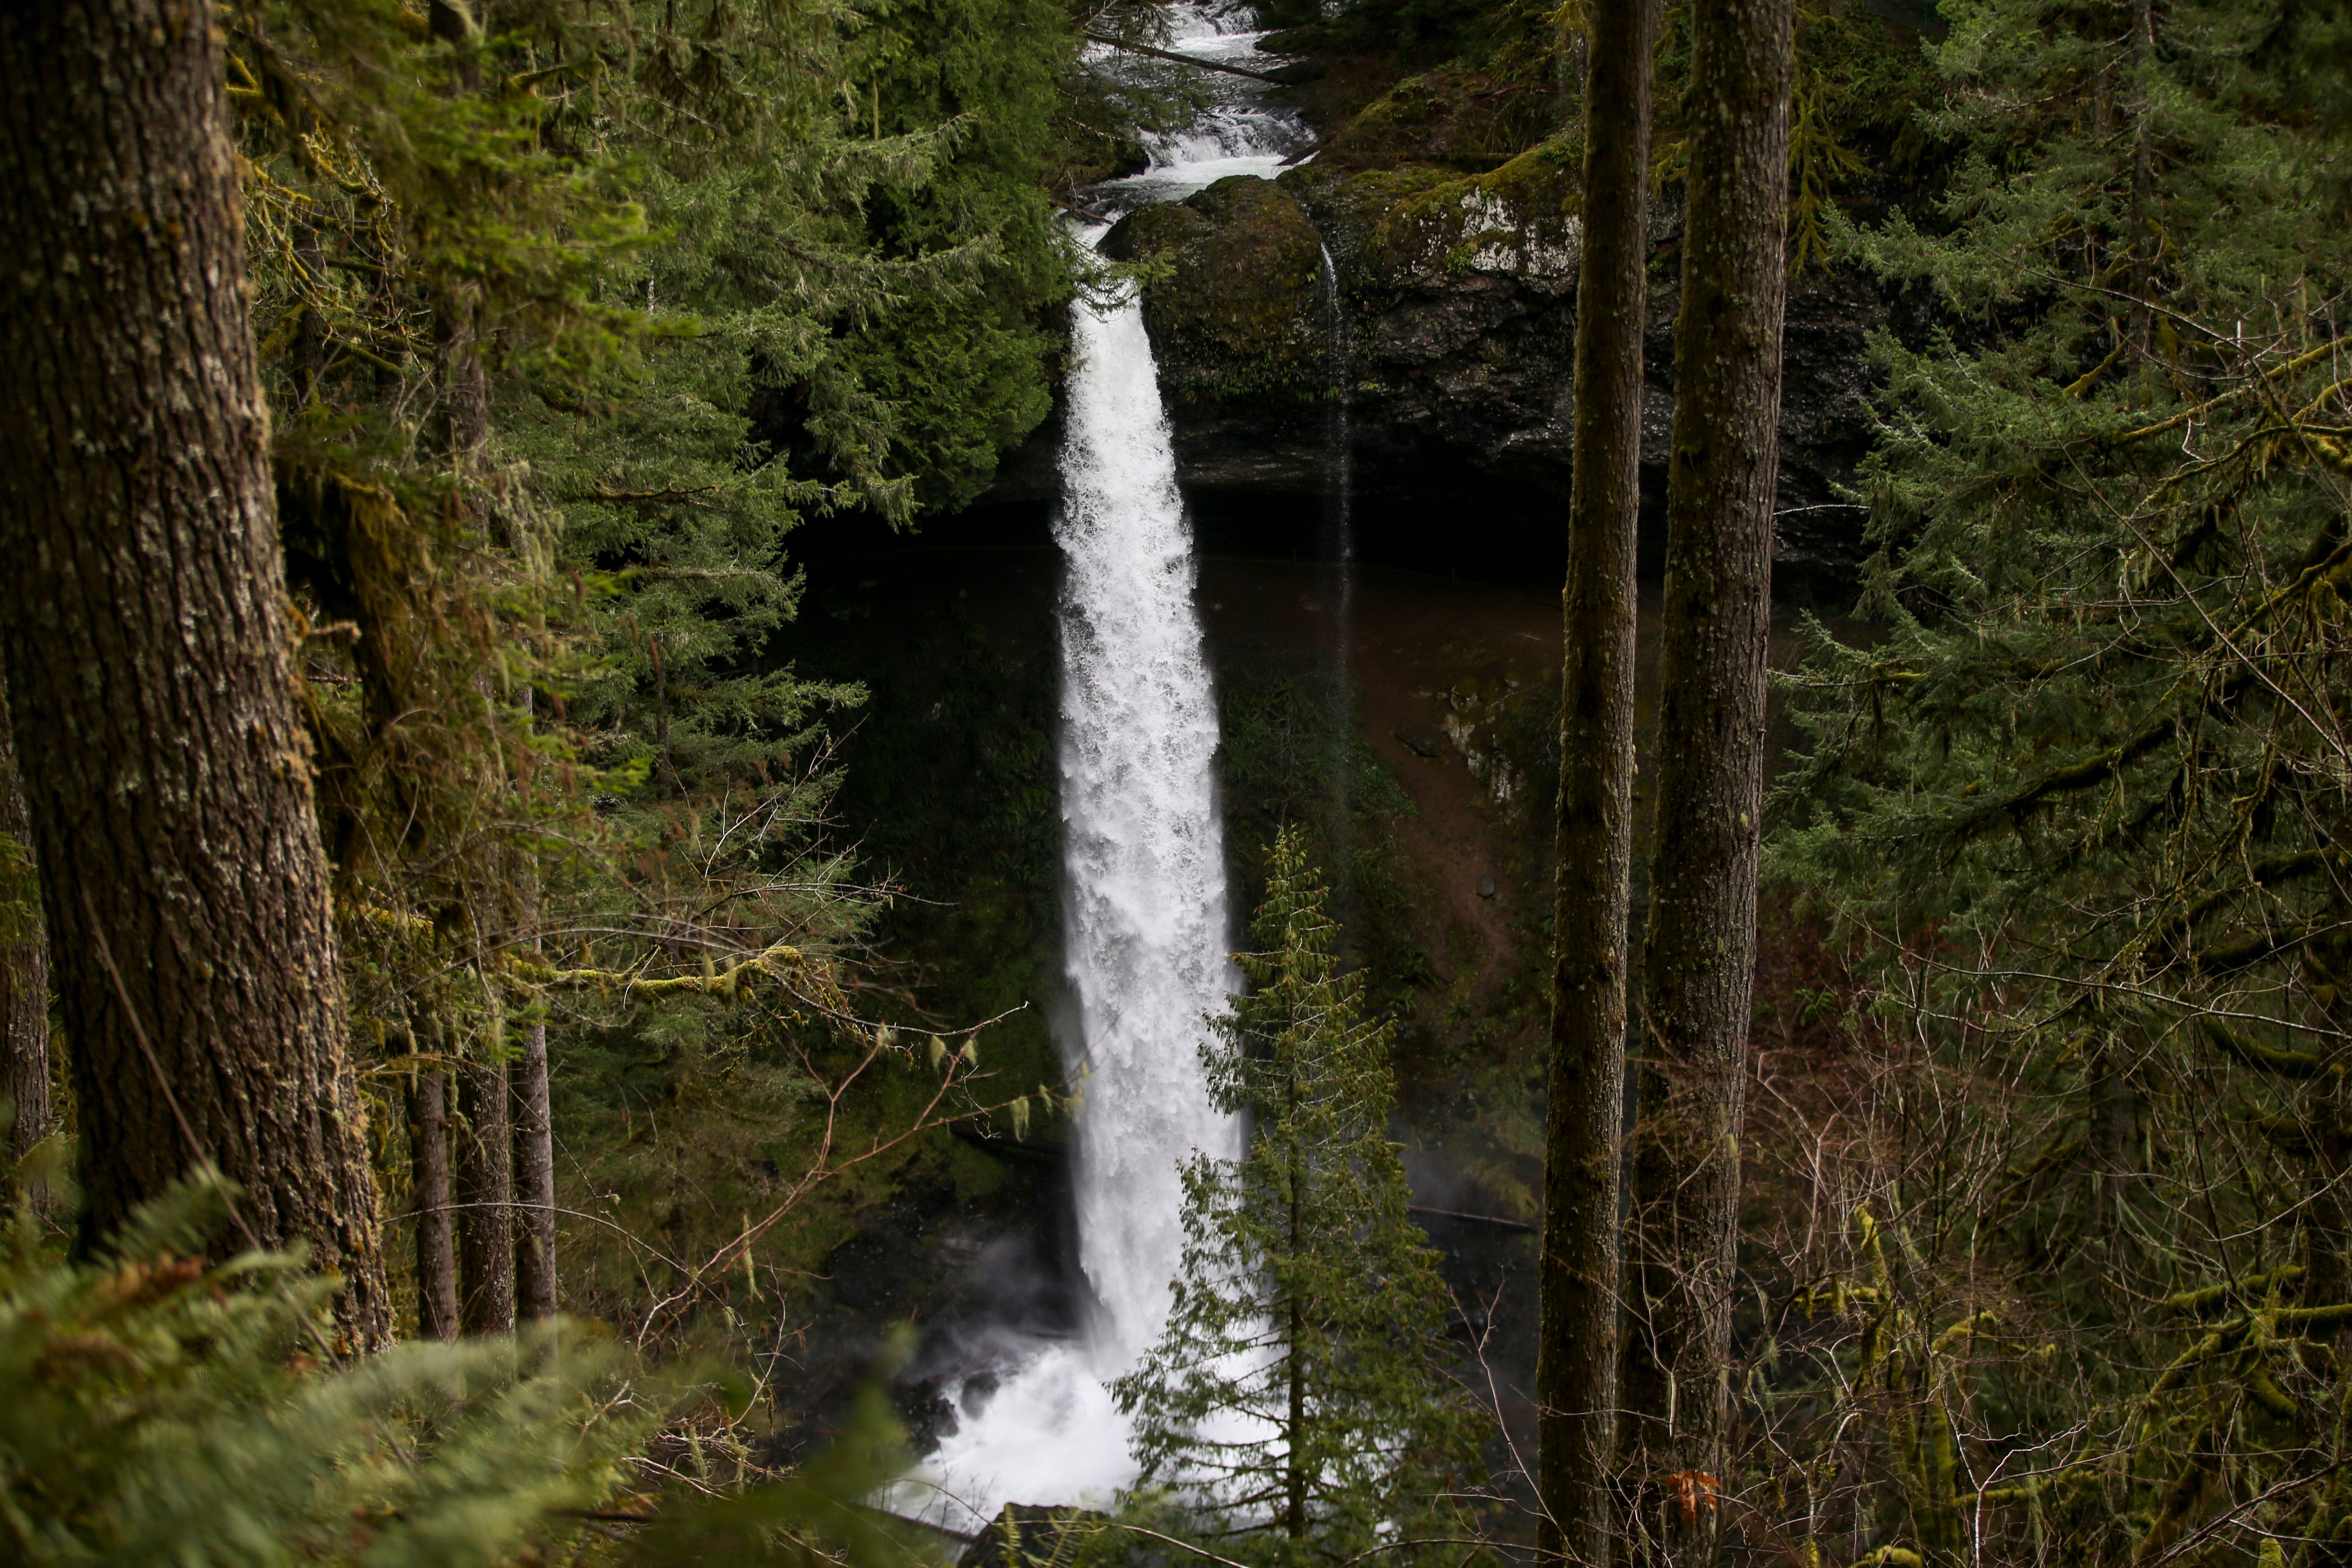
xmin=2 ymin=1172 xmax=928 ymax=1566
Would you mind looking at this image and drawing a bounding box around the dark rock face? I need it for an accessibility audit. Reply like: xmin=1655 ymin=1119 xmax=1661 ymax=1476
xmin=1102 ymin=175 xmax=1327 ymax=405
xmin=956 ymin=1505 xmax=1118 ymax=1568
xmin=1104 ymin=158 xmax=1899 ymax=568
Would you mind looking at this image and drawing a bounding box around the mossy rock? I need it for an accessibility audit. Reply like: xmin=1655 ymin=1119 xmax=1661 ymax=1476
xmin=1323 ymin=65 xmax=1560 ymax=172
xmin=1101 ymin=175 xmax=1324 ymax=406
xmin=1283 ymin=144 xmax=1582 ymax=299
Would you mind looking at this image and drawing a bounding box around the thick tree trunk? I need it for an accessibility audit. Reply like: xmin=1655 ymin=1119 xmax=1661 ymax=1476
xmin=1538 ymin=2 xmax=1661 ymax=1563
xmin=0 ymin=0 xmax=388 ymax=1347
xmin=1622 ymin=0 xmax=1794 ymax=1560
xmin=456 ymin=1027 xmax=516 ymax=1334
xmin=0 ymin=676 xmax=51 ymax=1212
xmin=408 ymin=1059 xmax=461 ymax=1340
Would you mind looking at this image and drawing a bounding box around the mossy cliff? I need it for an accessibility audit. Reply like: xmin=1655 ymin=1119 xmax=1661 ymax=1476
xmin=1078 ymin=8 xmax=1945 ymax=569
xmin=1103 ymin=151 xmax=1896 ymax=567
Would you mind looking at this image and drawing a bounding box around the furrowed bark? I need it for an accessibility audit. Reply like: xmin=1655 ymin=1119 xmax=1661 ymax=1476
xmin=408 ymin=1054 xmax=460 ymax=1340
xmin=0 ymin=675 xmax=51 ymax=1214
xmin=1624 ymin=0 xmax=1794 ymax=1558
xmin=1538 ymin=2 xmax=1661 ymax=1562
xmin=0 ymin=0 xmax=388 ymax=1346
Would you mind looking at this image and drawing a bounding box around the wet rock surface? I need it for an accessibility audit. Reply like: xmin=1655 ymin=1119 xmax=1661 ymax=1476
xmin=1102 ymin=174 xmax=1327 ymax=407
xmin=1098 ymin=159 xmax=1912 ymax=568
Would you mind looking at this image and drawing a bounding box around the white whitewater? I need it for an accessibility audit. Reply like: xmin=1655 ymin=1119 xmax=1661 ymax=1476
xmin=1055 ymin=281 xmax=1240 ymax=1374
xmin=909 ymin=5 xmax=1308 ymax=1528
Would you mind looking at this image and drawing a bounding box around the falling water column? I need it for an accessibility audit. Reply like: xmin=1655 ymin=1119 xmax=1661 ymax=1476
xmin=1054 ymin=279 xmax=1242 ymax=1367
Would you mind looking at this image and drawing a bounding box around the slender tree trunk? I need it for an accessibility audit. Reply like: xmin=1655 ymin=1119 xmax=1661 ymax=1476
xmin=1622 ymin=0 xmax=1793 ymax=1559
xmin=514 ymin=1009 xmax=557 ymax=1319
xmin=0 ymin=0 xmax=388 ymax=1348
xmin=456 ymin=1016 xmax=516 ymax=1334
xmin=513 ymin=689 xmax=559 ymax=1321
xmin=0 ymin=676 xmax=51 ymax=1213
xmin=1539 ymin=4 xmax=1661 ymax=1563
xmin=435 ymin=293 xmax=490 ymax=470
xmin=409 ymin=1052 xmax=461 ymax=1340
xmin=436 ymin=229 xmax=513 ymax=1334
xmin=2126 ymin=0 xmax=2156 ymax=358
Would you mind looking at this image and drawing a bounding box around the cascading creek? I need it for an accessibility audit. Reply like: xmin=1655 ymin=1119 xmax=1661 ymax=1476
xmin=904 ymin=6 xmax=1310 ymax=1527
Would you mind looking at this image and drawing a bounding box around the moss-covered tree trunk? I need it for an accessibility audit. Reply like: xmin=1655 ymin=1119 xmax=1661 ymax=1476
xmin=1539 ymin=3 xmax=1661 ymax=1563
xmin=1624 ymin=0 xmax=1794 ymax=1558
xmin=0 ymin=672 xmax=51 ymax=1210
xmin=0 ymin=0 xmax=388 ymax=1348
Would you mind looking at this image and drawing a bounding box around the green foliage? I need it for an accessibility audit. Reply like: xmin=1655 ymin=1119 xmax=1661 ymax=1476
xmin=1112 ymin=829 xmax=1475 ymax=1568
xmin=848 ymin=0 xmax=1078 ymax=511
xmin=0 ymin=1175 xmax=658 ymax=1564
xmin=0 ymin=1171 xmax=935 ymax=1565
xmin=1766 ymin=0 xmax=2352 ymax=1557
xmin=1215 ymin=662 xmax=1422 ymax=986
xmin=216 ymin=0 xmax=1094 ymax=1368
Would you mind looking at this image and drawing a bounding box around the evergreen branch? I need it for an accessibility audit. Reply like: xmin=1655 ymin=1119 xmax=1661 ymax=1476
xmin=2102 ymin=337 xmax=2352 ymax=451
xmin=2148 ymin=848 xmax=2347 ymax=956
xmin=1950 ymin=714 xmax=2178 ymax=841
xmin=585 ymin=484 xmax=725 ymax=506
xmin=2185 ymin=919 xmax=2342 ymax=978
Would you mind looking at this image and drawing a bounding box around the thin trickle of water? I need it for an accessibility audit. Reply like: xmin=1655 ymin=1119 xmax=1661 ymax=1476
xmin=1318 ymin=243 xmax=1358 ymax=848
xmin=905 ymin=6 xmax=1310 ymax=1525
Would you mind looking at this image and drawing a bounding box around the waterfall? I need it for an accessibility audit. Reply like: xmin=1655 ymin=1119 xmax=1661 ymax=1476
xmin=906 ymin=7 xmax=1308 ymax=1525
xmin=1055 ymin=286 xmax=1243 ymax=1370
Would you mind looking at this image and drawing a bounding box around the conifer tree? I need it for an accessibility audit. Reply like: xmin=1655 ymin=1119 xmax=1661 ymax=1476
xmin=1539 ymin=2 xmax=1660 ymax=1561
xmin=1769 ymin=0 xmax=2352 ymax=1557
xmin=1112 ymin=828 xmax=1475 ymax=1568
xmin=1625 ymin=0 xmax=1793 ymax=1558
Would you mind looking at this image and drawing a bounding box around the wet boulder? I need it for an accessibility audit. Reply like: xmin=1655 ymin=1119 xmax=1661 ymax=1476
xmin=1101 ymin=174 xmax=1326 ymax=408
